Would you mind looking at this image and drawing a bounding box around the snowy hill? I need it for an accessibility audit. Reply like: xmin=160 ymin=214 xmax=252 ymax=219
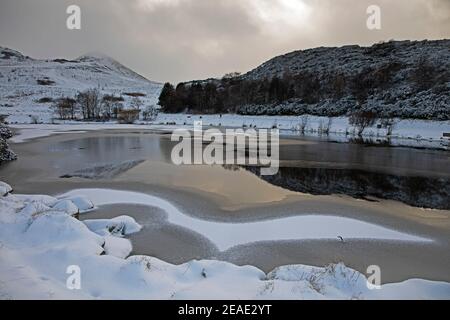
xmin=239 ymin=40 xmax=450 ymax=120
xmin=0 ymin=47 xmax=163 ymax=123
xmin=175 ymin=40 xmax=449 ymax=120
xmin=242 ymin=40 xmax=450 ymax=81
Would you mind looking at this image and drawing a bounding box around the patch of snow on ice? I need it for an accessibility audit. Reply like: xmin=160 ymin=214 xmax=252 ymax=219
xmin=60 ymin=189 xmax=432 ymax=251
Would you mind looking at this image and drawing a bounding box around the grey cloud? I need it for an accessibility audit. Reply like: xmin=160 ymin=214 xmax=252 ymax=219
xmin=0 ymin=0 xmax=449 ymax=83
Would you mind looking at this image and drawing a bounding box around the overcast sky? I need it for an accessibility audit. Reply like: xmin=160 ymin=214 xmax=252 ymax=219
xmin=0 ymin=0 xmax=449 ymax=83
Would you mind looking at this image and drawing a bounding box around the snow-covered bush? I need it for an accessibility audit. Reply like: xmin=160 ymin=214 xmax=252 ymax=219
xmin=0 ymin=122 xmax=17 ymax=165
xmin=0 ymin=123 xmax=13 ymax=139
xmin=142 ymin=105 xmax=159 ymax=121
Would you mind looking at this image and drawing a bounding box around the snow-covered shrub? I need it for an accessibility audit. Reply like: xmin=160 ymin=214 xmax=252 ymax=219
xmin=0 ymin=124 xmax=13 ymax=139
xmin=142 ymin=105 xmax=159 ymax=121
xmin=0 ymin=122 xmax=17 ymax=165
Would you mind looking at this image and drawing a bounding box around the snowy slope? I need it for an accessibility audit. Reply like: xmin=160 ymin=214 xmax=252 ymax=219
xmin=242 ymin=40 xmax=450 ymax=80
xmin=0 ymin=47 xmax=163 ymax=123
xmin=240 ymin=40 xmax=450 ymax=120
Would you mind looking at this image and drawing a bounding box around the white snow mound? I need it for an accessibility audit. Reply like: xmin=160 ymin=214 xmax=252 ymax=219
xmin=0 ymin=181 xmax=13 ymax=196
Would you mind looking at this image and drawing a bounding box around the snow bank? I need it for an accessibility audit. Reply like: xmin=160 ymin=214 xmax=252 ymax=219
xmin=103 ymin=236 xmax=133 ymax=259
xmin=60 ymin=195 xmax=94 ymax=213
xmin=52 ymin=199 xmax=79 ymax=216
xmin=156 ymin=113 xmax=450 ymax=149
xmin=1 ymin=181 xmax=449 ymax=299
xmin=10 ymin=113 xmax=450 ymax=150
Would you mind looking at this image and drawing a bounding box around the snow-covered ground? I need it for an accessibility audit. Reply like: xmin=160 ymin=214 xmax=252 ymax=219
xmin=1 ymin=181 xmax=449 ymax=300
xmin=155 ymin=113 xmax=450 ymax=149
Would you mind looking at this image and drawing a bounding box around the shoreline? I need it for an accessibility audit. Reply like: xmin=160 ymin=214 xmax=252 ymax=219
xmin=8 ymin=114 xmax=450 ymax=151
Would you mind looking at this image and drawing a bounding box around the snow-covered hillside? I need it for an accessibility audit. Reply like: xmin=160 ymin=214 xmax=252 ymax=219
xmin=240 ymin=40 xmax=450 ymax=120
xmin=0 ymin=47 xmax=163 ymax=123
xmin=177 ymin=40 xmax=449 ymax=120
xmin=243 ymin=40 xmax=450 ymax=81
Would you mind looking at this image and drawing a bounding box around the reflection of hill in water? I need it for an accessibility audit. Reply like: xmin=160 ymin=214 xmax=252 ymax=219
xmin=244 ymin=166 xmax=450 ymax=210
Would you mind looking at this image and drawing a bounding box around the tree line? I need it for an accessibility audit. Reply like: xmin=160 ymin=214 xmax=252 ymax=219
xmin=53 ymin=89 xmax=158 ymax=123
xmin=158 ymin=58 xmax=447 ymax=116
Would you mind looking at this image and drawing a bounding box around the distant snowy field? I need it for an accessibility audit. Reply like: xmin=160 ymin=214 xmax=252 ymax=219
xmin=1 ymin=181 xmax=449 ymax=300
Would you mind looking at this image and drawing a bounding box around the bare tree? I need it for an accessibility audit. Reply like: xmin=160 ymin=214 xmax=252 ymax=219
xmin=324 ymin=118 xmax=333 ymax=136
xmin=112 ymin=103 xmax=124 ymax=119
xmin=100 ymin=99 xmax=113 ymax=120
xmin=76 ymin=88 xmax=101 ymax=120
xmin=298 ymin=115 xmax=309 ymax=134
xmin=102 ymin=94 xmax=124 ymax=120
xmin=130 ymin=97 xmax=143 ymax=110
xmin=53 ymin=97 xmax=77 ymax=120
xmin=317 ymin=119 xmax=324 ymax=135
xmin=349 ymin=111 xmax=378 ymax=137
